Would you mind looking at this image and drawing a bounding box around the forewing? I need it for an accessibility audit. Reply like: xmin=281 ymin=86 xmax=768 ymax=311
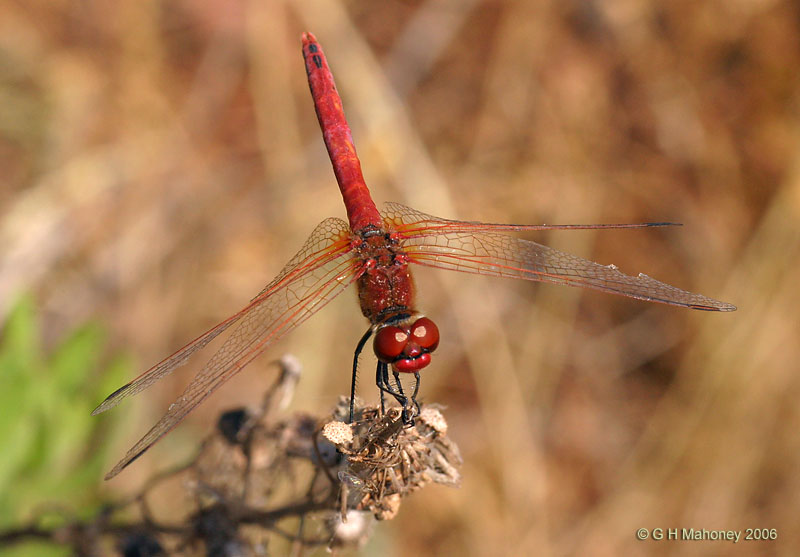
xmin=382 ymin=203 xmax=735 ymax=311
xmin=382 ymin=201 xmax=678 ymax=233
xmin=101 ymin=217 xmax=361 ymax=478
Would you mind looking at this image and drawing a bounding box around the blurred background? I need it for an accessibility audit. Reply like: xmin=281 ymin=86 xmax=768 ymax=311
xmin=0 ymin=0 xmax=797 ymax=555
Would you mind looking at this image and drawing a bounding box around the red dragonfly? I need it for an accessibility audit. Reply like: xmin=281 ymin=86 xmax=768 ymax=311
xmin=94 ymin=32 xmax=735 ymax=479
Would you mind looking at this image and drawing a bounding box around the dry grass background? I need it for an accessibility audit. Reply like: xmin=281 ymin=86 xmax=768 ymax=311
xmin=1 ymin=0 xmax=798 ymax=555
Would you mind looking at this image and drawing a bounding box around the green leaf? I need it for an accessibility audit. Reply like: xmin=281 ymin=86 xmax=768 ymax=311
xmin=0 ymin=293 xmax=133 ymax=529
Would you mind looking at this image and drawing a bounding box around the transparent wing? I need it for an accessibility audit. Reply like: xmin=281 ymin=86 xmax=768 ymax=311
xmin=382 ymin=203 xmax=735 ymax=312
xmin=382 ymin=201 xmax=680 ymax=234
xmin=99 ymin=217 xmax=362 ymax=479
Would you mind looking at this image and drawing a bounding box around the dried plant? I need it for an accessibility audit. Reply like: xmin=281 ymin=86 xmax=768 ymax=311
xmin=0 ymin=356 xmax=461 ymax=555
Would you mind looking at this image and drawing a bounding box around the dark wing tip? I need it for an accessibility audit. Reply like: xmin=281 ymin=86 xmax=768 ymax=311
xmin=104 ymin=447 xmax=147 ymax=480
xmin=91 ymin=383 xmax=131 ymax=415
xmin=690 ymin=301 xmax=737 ymax=312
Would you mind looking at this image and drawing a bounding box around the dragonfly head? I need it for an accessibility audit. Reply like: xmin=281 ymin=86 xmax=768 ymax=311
xmin=373 ymin=317 xmax=440 ymax=373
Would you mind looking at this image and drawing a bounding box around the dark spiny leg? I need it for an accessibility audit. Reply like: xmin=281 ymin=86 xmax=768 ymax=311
xmin=350 ymin=327 xmax=374 ymax=423
xmin=410 ymin=371 xmax=421 ymax=416
xmin=379 ymin=362 xmax=400 ymax=402
xmin=392 ymin=370 xmax=416 ymax=425
xmin=394 ymin=371 xmax=421 ymax=424
xmin=376 ymin=361 xmax=387 ymax=416
xmin=376 ymin=362 xmax=407 ymax=416
xmin=393 ymin=371 xmax=405 ymax=397
xmin=393 ymin=371 xmax=410 ymax=424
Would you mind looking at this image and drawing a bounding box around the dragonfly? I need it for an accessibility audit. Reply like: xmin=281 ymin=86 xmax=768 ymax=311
xmin=93 ymin=32 xmax=736 ymax=480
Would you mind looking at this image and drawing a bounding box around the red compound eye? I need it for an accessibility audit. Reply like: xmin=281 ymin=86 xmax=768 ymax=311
xmin=410 ymin=317 xmax=439 ymax=351
xmin=373 ymin=326 xmax=408 ymax=362
xmin=394 ymin=352 xmax=431 ymax=373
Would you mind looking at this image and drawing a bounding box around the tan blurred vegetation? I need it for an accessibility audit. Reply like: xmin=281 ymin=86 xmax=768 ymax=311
xmin=1 ymin=0 xmax=798 ymax=555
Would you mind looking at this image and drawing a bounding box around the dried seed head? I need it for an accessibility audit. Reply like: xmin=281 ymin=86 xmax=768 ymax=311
xmin=322 ymin=420 xmax=354 ymax=446
xmin=418 ymin=407 xmax=448 ymax=435
xmin=323 ymin=402 xmax=462 ymax=521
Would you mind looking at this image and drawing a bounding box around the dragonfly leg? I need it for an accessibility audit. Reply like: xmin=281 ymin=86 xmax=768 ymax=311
xmin=393 ymin=370 xmax=420 ymax=425
xmin=393 ymin=371 xmax=405 ymax=397
xmin=350 ymin=327 xmax=374 ymax=423
xmin=392 ymin=370 xmax=411 ymax=424
xmin=410 ymin=371 xmax=421 ymax=416
xmin=376 ymin=361 xmax=387 ymax=415
xmin=376 ymin=362 xmax=410 ymax=417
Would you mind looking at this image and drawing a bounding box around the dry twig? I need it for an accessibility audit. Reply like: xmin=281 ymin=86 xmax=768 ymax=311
xmin=0 ymin=356 xmax=461 ymax=555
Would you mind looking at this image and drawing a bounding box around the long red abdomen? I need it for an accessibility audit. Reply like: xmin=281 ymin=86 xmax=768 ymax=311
xmin=302 ymin=32 xmax=382 ymax=232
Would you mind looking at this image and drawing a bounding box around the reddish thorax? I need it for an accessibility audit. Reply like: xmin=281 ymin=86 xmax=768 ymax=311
xmin=354 ymin=231 xmax=415 ymax=325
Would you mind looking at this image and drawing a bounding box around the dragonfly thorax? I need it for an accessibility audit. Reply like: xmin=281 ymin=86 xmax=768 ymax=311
xmin=355 ymin=229 xmax=416 ymax=324
xmin=373 ymin=316 xmax=440 ymax=373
